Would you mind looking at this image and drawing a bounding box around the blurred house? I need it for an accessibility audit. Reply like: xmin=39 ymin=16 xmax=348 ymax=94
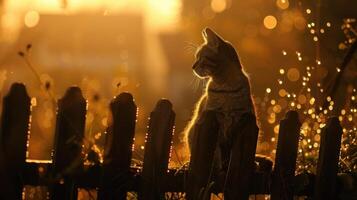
xmin=6 ymin=14 xmax=145 ymax=95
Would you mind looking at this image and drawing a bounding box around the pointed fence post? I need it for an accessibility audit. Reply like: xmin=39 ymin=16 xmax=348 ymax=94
xmin=98 ymin=92 xmax=137 ymax=200
xmin=271 ymin=111 xmax=301 ymax=200
xmin=186 ymin=111 xmax=219 ymax=200
xmin=0 ymin=83 xmax=31 ymax=200
xmin=224 ymin=113 xmax=259 ymax=200
xmin=313 ymin=117 xmax=342 ymax=200
xmin=140 ymin=99 xmax=175 ymax=200
xmin=50 ymin=87 xmax=86 ymax=200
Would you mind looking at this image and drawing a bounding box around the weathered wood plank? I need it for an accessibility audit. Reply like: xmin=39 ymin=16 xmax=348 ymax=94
xmin=98 ymin=92 xmax=137 ymax=200
xmin=271 ymin=111 xmax=301 ymax=200
xmin=50 ymin=87 xmax=87 ymax=200
xmin=186 ymin=111 xmax=219 ymax=200
xmin=140 ymin=99 xmax=175 ymax=200
xmin=313 ymin=117 xmax=342 ymax=200
xmin=0 ymin=83 xmax=31 ymax=199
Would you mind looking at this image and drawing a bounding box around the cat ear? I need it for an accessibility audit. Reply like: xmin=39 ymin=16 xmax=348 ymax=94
xmin=202 ymin=27 xmax=224 ymax=49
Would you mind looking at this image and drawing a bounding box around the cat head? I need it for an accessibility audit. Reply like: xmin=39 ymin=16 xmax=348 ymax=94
xmin=192 ymin=28 xmax=241 ymax=79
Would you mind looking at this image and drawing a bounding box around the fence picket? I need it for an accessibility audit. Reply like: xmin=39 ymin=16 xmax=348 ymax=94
xmin=0 ymin=83 xmax=31 ymax=199
xmin=140 ymin=99 xmax=175 ymax=200
xmin=271 ymin=111 xmax=301 ymax=200
xmin=98 ymin=92 xmax=137 ymax=200
xmin=224 ymin=113 xmax=259 ymax=200
xmin=50 ymin=87 xmax=87 ymax=200
xmin=186 ymin=111 xmax=219 ymax=200
xmin=313 ymin=117 xmax=342 ymax=200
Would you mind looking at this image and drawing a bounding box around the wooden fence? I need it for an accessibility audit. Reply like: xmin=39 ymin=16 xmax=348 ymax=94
xmin=0 ymin=82 xmax=355 ymax=200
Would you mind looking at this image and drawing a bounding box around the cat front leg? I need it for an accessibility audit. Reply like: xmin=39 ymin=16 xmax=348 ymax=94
xmin=185 ymin=94 xmax=207 ymax=154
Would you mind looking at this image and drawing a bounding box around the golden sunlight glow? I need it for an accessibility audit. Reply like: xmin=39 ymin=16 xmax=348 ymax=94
xmin=263 ymin=15 xmax=277 ymax=29
xmin=1 ymin=12 xmax=21 ymax=42
xmin=211 ymin=0 xmax=227 ymax=13
xmin=2 ymin=0 xmax=182 ymax=37
xmin=147 ymin=0 xmax=182 ymax=31
xmin=24 ymin=10 xmax=40 ymax=28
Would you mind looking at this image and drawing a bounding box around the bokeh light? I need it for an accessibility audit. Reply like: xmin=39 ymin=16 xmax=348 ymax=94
xmin=24 ymin=10 xmax=40 ymax=28
xmin=287 ymin=67 xmax=300 ymax=82
xmin=263 ymin=15 xmax=278 ymax=29
xmin=266 ymin=88 xmax=272 ymax=93
xmin=210 ymin=0 xmax=227 ymax=13
xmin=276 ymin=0 xmax=289 ymax=10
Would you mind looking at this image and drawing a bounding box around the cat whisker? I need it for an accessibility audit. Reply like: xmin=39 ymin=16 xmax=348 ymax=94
xmin=190 ymin=74 xmax=207 ymax=92
xmin=184 ymin=41 xmax=198 ymax=54
xmin=184 ymin=46 xmax=195 ymax=54
xmin=184 ymin=47 xmax=193 ymax=54
xmin=189 ymin=76 xmax=199 ymax=91
xmin=185 ymin=41 xmax=198 ymax=49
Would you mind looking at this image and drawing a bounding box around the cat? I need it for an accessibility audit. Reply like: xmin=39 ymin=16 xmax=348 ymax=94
xmin=184 ymin=28 xmax=256 ymax=170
